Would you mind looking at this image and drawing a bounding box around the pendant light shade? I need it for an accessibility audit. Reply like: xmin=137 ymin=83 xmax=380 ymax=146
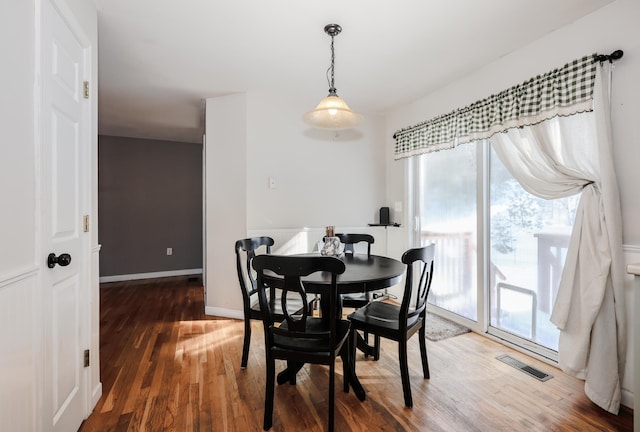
xmin=304 ymin=24 xmax=362 ymax=130
xmin=303 ymin=94 xmax=362 ymax=129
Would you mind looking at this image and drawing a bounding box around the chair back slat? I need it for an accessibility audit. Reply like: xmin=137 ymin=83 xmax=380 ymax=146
xmin=400 ymin=244 xmax=436 ymax=328
xmin=278 ymin=274 xmax=310 ymax=332
xmin=235 ymin=236 xmax=274 ymax=300
xmin=335 ymin=233 xmax=374 ymax=257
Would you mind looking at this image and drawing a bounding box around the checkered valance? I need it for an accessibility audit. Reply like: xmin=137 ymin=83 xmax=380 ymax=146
xmin=393 ymin=55 xmax=597 ymax=160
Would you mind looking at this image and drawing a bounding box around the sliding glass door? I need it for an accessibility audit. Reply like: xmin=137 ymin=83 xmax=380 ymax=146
xmin=413 ymin=144 xmax=477 ymax=321
xmin=411 ymin=140 xmax=579 ymax=357
xmin=489 ymin=146 xmax=577 ymax=352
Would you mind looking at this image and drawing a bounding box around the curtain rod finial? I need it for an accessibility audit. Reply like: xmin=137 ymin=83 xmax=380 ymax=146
xmin=610 ymin=50 xmax=623 ymax=60
xmin=595 ymin=50 xmax=623 ymax=63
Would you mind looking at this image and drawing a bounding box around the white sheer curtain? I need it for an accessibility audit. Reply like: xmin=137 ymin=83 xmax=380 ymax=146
xmin=490 ymin=63 xmax=625 ymax=414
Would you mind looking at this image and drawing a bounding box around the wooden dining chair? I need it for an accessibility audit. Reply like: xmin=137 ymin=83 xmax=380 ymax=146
xmin=235 ymin=236 xmax=309 ymax=369
xmin=348 ymin=243 xmax=435 ymax=408
xmin=253 ymin=254 xmax=352 ymax=432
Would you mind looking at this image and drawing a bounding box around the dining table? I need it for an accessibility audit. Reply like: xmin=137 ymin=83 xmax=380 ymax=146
xmin=262 ymin=252 xmax=406 ymax=401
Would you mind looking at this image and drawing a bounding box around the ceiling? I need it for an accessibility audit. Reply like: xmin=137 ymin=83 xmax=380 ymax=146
xmin=96 ymin=0 xmax=613 ymax=144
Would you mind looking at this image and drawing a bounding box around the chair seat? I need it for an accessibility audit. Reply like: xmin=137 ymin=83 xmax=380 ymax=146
xmin=274 ymin=317 xmax=351 ymax=353
xmin=348 ymin=301 xmax=421 ymax=336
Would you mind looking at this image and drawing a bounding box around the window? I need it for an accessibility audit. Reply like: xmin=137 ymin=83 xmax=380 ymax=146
xmin=411 ymin=140 xmax=579 ymax=355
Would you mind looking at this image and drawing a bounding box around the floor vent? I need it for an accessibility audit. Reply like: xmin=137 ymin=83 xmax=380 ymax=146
xmin=496 ymin=354 xmax=553 ymax=382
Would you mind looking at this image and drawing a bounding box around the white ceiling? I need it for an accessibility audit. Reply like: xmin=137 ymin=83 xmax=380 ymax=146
xmin=96 ymin=0 xmax=613 ymax=144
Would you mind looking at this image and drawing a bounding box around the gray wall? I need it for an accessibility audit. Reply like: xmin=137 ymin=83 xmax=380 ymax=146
xmin=99 ymin=135 xmax=202 ymax=277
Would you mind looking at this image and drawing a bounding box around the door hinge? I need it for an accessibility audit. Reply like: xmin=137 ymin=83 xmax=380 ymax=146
xmin=84 ymin=349 xmax=90 ymax=367
xmin=83 ymin=81 xmax=90 ymax=99
xmin=83 ymin=215 xmax=90 ymax=233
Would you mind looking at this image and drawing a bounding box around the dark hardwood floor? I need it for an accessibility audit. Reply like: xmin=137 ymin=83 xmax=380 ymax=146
xmin=78 ymin=277 xmax=633 ymax=431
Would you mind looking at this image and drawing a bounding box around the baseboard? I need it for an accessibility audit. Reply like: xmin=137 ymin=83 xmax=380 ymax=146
xmin=205 ymin=305 xmax=243 ymax=320
xmin=99 ymin=268 xmax=202 ymax=283
xmin=91 ymin=382 xmax=102 ymax=413
xmin=621 ymin=387 xmax=633 ymax=411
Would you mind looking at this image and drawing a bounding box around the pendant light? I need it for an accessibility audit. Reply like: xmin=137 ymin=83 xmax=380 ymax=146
xmin=303 ymin=24 xmax=362 ymax=130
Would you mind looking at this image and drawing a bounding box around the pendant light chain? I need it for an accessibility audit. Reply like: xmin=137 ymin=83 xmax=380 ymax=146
xmin=328 ymin=35 xmax=336 ymax=95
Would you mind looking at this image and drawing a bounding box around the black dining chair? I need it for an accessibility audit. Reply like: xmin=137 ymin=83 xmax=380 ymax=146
xmin=235 ymin=236 xmax=309 ymax=369
xmin=332 ymin=233 xmax=381 ymax=356
xmin=334 ymin=233 xmax=375 ymax=309
xmin=253 ymin=254 xmax=353 ymax=432
xmin=347 ymin=243 xmax=435 ymax=408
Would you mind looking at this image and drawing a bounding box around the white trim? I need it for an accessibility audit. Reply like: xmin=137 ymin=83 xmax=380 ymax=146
xmin=0 ymin=266 xmax=39 ymax=289
xmin=624 ymin=243 xmax=640 ymax=276
xmin=623 ymin=244 xmax=640 ymax=254
xmin=205 ymin=306 xmax=243 ymax=320
xmin=33 ymin=2 xmax=45 ymax=431
xmin=90 ymin=382 xmax=102 ymax=412
xmin=621 ymin=388 xmax=633 ymax=413
xmin=628 ymin=263 xmax=640 ymax=277
xmin=247 ymin=226 xmax=390 ymax=256
xmin=99 ymin=268 xmax=202 ymax=283
xmin=486 ymin=327 xmax=559 ymax=363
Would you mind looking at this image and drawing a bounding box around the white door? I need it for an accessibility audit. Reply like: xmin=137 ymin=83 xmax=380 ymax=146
xmin=40 ymin=1 xmax=91 ymax=430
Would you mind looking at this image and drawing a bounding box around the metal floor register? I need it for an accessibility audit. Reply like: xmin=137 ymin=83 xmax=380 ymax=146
xmin=496 ymin=354 xmax=553 ymax=382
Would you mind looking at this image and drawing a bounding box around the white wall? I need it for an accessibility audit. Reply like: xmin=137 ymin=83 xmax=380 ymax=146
xmin=205 ymin=90 xmax=388 ymax=317
xmin=0 ymin=1 xmax=38 ymax=430
xmin=1 ymin=0 xmax=36 ymax=275
xmin=246 ymin=90 xmax=387 ymax=229
xmin=385 ymin=0 xmax=639 ymax=409
xmin=205 ymin=94 xmax=248 ymax=316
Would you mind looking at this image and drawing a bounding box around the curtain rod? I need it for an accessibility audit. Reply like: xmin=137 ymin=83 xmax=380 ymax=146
xmin=594 ymin=49 xmax=623 ymax=63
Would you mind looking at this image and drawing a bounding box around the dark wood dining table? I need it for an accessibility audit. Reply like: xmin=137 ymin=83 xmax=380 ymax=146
xmin=262 ymin=252 xmax=406 ymax=401
xmin=287 ymin=253 xmax=405 ymax=294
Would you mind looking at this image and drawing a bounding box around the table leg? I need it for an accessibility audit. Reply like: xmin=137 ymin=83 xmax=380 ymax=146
xmin=276 ymin=362 xmax=304 ymax=385
xmin=349 ymin=365 xmax=366 ymax=401
xmin=294 ymin=293 xmax=368 ymax=401
xmin=322 ymin=294 xmax=378 ymax=359
xmin=355 ymin=330 xmax=377 ymax=358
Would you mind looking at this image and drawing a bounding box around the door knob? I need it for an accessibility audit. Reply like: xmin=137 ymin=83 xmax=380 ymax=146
xmin=48 ymin=253 xmax=72 ymax=268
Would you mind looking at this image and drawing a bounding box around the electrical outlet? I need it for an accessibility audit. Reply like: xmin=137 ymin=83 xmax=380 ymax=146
xmin=166 ymin=247 xmax=173 ymax=256
xmin=268 ymin=176 xmax=277 ymax=189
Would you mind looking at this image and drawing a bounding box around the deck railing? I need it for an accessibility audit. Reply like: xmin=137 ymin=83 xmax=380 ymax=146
xmin=421 ymin=230 xmax=474 ymax=302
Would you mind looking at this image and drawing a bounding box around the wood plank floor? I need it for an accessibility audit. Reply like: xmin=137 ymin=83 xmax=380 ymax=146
xmin=79 ymin=277 xmax=632 ymax=431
